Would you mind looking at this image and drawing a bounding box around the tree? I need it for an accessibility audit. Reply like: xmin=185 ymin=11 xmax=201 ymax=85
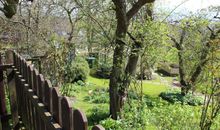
xmin=110 ymin=0 xmax=154 ymax=119
xmin=0 ymin=0 xmax=34 ymax=18
xmin=168 ymin=16 xmax=220 ymax=95
xmin=199 ymin=37 xmax=220 ymax=130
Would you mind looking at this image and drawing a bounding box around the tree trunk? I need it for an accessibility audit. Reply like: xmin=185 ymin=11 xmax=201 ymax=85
xmin=110 ymin=0 xmax=127 ymax=119
xmin=110 ymin=0 xmax=155 ymax=119
xmin=170 ymin=29 xmax=188 ymax=95
xmin=186 ymin=27 xmax=218 ymax=94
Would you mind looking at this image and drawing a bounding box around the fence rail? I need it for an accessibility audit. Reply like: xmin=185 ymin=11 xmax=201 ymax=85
xmin=1 ymin=50 xmax=105 ymax=130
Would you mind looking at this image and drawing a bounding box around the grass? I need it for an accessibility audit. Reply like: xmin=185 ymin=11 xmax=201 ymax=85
xmin=87 ymin=76 xmax=109 ymax=88
xmin=73 ymin=75 xmax=170 ymax=113
xmin=70 ymin=75 xmax=214 ymax=129
xmin=142 ymin=82 xmax=169 ymax=97
xmin=73 ymin=76 xmax=109 ymax=113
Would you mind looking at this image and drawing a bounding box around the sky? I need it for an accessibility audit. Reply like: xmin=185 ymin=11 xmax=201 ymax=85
xmin=154 ymin=0 xmax=220 ymax=20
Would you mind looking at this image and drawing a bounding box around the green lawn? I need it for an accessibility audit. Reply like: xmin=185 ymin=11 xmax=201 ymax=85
xmin=74 ymin=76 xmax=170 ymax=113
xmin=87 ymin=76 xmax=109 ymax=88
xmin=142 ymin=82 xmax=169 ymax=97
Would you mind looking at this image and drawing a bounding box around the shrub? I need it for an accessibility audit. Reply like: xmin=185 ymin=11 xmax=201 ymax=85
xmin=65 ymin=56 xmax=90 ymax=83
xmin=60 ymin=83 xmax=81 ymax=97
xmin=100 ymin=118 xmax=123 ymax=130
xmin=87 ymin=106 xmax=109 ymax=125
xmin=60 ymin=81 xmax=88 ymax=97
xmin=84 ymin=88 xmax=109 ymax=104
xmin=95 ymin=62 xmax=112 ymax=79
xmin=159 ymin=90 xmax=203 ymax=106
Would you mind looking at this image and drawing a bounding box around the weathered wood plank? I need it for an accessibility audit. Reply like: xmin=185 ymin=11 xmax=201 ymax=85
xmin=51 ymin=88 xmax=60 ymax=124
xmin=73 ymin=109 xmax=88 ymax=130
xmin=38 ymin=74 xmax=45 ymax=102
xmin=44 ymin=80 xmax=52 ymax=112
xmin=60 ymin=97 xmax=71 ymax=130
xmin=92 ymin=125 xmax=105 ymax=130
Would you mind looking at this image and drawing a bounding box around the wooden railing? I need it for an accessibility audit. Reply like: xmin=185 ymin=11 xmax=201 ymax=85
xmin=1 ymin=50 xmax=105 ymax=130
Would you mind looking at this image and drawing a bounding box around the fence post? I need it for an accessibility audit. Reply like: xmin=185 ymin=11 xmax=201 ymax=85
xmin=5 ymin=50 xmax=19 ymax=128
xmin=73 ymin=109 xmax=88 ymax=130
xmin=60 ymin=97 xmax=71 ymax=130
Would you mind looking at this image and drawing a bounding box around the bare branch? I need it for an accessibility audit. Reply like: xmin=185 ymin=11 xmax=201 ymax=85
xmin=207 ymin=26 xmax=214 ymax=33
xmin=127 ymin=32 xmax=137 ymax=43
xmin=0 ymin=7 xmax=6 ymax=13
xmin=214 ymin=11 xmax=220 ymax=19
xmin=126 ymin=0 xmax=155 ymax=21
xmin=167 ymin=34 xmax=179 ymax=45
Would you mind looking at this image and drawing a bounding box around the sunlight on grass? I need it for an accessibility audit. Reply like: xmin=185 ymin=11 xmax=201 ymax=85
xmin=87 ymin=76 xmax=109 ymax=88
xmin=74 ymin=76 xmax=170 ymax=114
xmin=142 ymin=83 xmax=169 ymax=97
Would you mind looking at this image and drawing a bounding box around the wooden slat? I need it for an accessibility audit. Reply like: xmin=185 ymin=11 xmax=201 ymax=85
xmin=92 ymin=125 xmax=105 ymax=130
xmin=38 ymin=74 xmax=45 ymax=102
xmin=51 ymin=88 xmax=60 ymax=124
xmin=33 ymin=69 xmax=39 ymax=94
xmin=44 ymin=80 xmax=52 ymax=112
xmin=60 ymin=97 xmax=71 ymax=130
xmin=73 ymin=109 xmax=88 ymax=130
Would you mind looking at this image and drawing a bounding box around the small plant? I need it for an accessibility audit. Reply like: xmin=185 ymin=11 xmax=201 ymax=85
xmin=84 ymin=88 xmax=109 ymax=104
xmin=95 ymin=62 xmax=112 ymax=79
xmin=100 ymin=118 xmax=123 ymax=130
xmin=87 ymin=106 xmax=109 ymax=125
xmin=65 ymin=56 xmax=90 ymax=83
xmin=60 ymin=83 xmax=82 ymax=97
xmin=159 ymin=90 xmax=203 ymax=106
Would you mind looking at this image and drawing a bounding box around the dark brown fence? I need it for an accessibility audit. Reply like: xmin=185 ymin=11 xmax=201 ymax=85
xmin=2 ymin=50 xmax=105 ymax=130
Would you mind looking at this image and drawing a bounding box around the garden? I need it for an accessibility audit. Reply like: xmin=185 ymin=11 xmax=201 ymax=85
xmin=0 ymin=0 xmax=220 ymax=130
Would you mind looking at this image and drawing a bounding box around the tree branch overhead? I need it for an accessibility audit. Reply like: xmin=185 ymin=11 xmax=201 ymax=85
xmin=126 ymin=0 xmax=155 ymax=21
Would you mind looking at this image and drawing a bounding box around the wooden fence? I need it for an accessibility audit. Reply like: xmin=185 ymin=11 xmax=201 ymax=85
xmin=1 ymin=50 xmax=105 ymax=130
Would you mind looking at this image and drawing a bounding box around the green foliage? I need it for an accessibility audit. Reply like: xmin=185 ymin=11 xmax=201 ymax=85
xmin=100 ymin=118 xmax=123 ymax=130
xmin=100 ymin=99 xmax=204 ymax=130
xmin=95 ymin=62 xmax=112 ymax=79
xmin=87 ymin=106 xmax=109 ymax=125
xmin=65 ymin=56 xmax=90 ymax=83
xmin=84 ymin=88 xmax=109 ymax=104
xmin=159 ymin=90 xmax=204 ymax=106
xmin=133 ymin=20 xmax=171 ymax=72
xmin=149 ymin=104 xmax=201 ymax=130
xmin=60 ymin=82 xmax=83 ymax=97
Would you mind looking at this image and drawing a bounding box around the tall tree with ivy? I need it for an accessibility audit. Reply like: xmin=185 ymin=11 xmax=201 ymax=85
xmin=110 ymin=0 xmax=154 ymax=119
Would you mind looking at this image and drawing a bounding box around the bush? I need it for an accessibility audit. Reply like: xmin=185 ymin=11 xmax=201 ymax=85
xmin=84 ymin=88 xmax=109 ymax=104
xmin=100 ymin=118 xmax=123 ymax=130
xmin=159 ymin=90 xmax=204 ymax=106
xmin=60 ymin=83 xmax=82 ymax=97
xmin=87 ymin=106 xmax=109 ymax=125
xmin=65 ymin=56 xmax=90 ymax=83
xmin=60 ymin=80 xmax=89 ymax=97
xmin=95 ymin=62 xmax=112 ymax=79
xmin=96 ymin=95 xmax=220 ymax=130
